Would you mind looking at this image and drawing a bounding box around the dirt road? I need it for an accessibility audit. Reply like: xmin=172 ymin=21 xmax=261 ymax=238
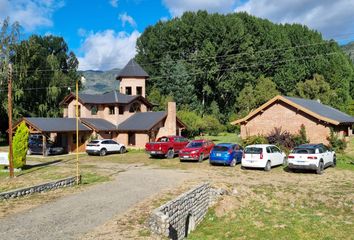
xmin=0 ymin=166 xmax=195 ymax=240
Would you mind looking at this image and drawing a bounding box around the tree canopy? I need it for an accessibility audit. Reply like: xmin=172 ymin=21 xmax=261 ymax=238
xmin=136 ymin=11 xmax=354 ymax=123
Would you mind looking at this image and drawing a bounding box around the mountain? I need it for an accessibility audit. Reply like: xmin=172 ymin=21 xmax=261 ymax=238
xmin=80 ymin=68 xmax=121 ymax=94
xmin=341 ymin=41 xmax=354 ymax=63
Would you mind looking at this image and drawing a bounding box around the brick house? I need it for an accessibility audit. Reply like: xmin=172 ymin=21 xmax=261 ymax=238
xmin=13 ymin=59 xmax=186 ymax=153
xmin=231 ymin=95 xmax=354 ymax=144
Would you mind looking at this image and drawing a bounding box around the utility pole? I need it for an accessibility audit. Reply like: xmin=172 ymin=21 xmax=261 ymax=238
xmin=8 ymin=63 xmax=14 ymax=178
xmin=75 ymin=78 xmax=80 ymax=184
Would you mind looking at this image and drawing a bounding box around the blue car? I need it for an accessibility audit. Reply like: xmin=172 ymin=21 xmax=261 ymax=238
xmin=209 ymin=143 xmax=243 ymax=167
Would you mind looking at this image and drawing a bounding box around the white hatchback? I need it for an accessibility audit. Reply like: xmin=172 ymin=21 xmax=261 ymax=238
xmin=242 ymin=144 xmax=286 ymax=171
xmin=86 ymin=139 xmax=126 ymax=156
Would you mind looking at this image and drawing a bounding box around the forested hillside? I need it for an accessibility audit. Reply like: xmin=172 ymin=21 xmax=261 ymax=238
xmin=342 ymin=41 xmax=354 ymax=63
xmin=136 ymin=11 xmax=354 ymax=124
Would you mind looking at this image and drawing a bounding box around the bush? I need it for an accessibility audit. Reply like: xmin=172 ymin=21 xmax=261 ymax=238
xmin=292 ymin=124 xmax=309 ymax=146
xmin=267 ymin=127 xmax=296 ymax=149
xmin=201 ymin=115 xmax=225 ymax=136
xmin=327 ymin=128 xmax=347 ymax=152
xmin=242 ymin=135 xmax=268 ymax=146
xmin=11 ymin=122 xmax=29 ymax=169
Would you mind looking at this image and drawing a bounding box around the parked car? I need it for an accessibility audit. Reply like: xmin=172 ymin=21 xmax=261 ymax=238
xmin=86 ymin=139 xmax=126 ymax=156
xmin=145 ymin=136 xmax=189 ymax=158
xmin=179 ymin=139 xmax=215 ymax=162
xmin=209 ymin=143 xmax=243 ymax=167
xmin=287 ymin=144 xmax=336 ymax=174
xmin=27 ymin=139 xmax=64 ymax=156
xmin=242 ymin=144 xmax=286 ymax=171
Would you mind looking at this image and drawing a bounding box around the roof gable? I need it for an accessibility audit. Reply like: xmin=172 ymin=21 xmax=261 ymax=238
xmin=232 ymin=95 xmax=354 ymax=125
xmin=116 ymin=59 xmax=149 ymax=79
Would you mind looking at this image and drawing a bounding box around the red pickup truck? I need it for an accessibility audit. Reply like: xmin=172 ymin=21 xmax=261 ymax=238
xmin=145 ymin=136 xmax=189 ymax=158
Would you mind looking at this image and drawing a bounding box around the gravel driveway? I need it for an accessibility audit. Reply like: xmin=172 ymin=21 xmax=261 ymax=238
xmin=0 ymin=166 xmax=194 ymax=240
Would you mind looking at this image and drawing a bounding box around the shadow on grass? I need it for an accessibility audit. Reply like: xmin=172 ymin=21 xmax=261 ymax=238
xmin=16 ymin=158 xmax=73 ymax=177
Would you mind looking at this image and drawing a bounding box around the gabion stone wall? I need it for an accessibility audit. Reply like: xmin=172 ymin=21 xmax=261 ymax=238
xmin=0 ymin=176 xmax=78 ymax=200
xmin=149 ymin=183 xmax=211 ymax=240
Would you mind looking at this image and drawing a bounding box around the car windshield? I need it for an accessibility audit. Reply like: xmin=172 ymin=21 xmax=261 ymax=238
xmin=159 ymin=137 xmax=169 ymax=142
xmin=213 ymin=146 xmax=230 ymax=152
xmin=292 ymin=148 xmax=315 ymax=154
xmin=245 ymin=147 xmax=262 ymax=154
xmin=186 ymin=142 xmax=203 ymax=148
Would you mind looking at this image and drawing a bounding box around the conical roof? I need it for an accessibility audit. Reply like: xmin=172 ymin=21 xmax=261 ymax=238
xmin=116 ymin=59 xmax=149 ymax=79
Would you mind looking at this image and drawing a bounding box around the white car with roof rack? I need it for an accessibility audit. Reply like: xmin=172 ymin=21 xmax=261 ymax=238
xmin=287 ymin=144 xmax=336 ymax=174
xmin=241 ymin=144 xmax=286 ymax=171
xmin=86 ymin=139 xmax=126 ymax=156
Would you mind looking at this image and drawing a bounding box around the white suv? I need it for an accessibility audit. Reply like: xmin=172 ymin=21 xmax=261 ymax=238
xmin=242 ymin=144 xmax=286 ymax=171
xmin=287 ymin=144 xmax=336 ymax=174
xmin=86 ymin=139 xmax=126 ymax=156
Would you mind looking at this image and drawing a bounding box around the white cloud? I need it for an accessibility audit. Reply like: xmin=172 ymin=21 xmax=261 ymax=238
xmin=0 ymin=0 xmax=64 ymax=32
xmin=119 ymin=12 xmax=137 ymax=28
xmin=235 ymin=0 xmax=354 ymax=39
xmin=163 ymin=0 xmax=237 ymax=17
xmin=78 ymin=30 xmax=140 ymax=71
xmin=109 ymin=0 xmax=118 ymax=8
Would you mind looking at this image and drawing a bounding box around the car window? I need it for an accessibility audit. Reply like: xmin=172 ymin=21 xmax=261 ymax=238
xmin=212 ymin=146 xmax=229 ymax=152
xmin=159 ymin=137 xmax=169 ymax=142
xmin=102 ymin=140 xmax=110 ymax=144
xmin=266 ymin=147 xmax=272 ymax=153
xmin=109 ymin=140 xmax=117 ymax=144
xmin=271 ymin=146 xmax=280 ymax=153
xmin=245 ymin=147 xmax=262 ymax=154
xmin=318 ymin=147 xmax=324 ymax=153
xmin=186 ymin=142 xmax=203 ymax=148
xmin=293 ymin=148 xmax=315 ymax=154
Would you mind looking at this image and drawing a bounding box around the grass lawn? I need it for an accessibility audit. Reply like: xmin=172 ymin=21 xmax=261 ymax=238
xmin=195 ymin=132 xmax=241 ymax=144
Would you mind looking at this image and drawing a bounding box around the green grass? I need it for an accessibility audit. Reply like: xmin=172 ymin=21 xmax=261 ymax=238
xmin=80 ymin=172 xmax=110 ymax=185
xmin=195 ymin=132 xmax=241 ymax=144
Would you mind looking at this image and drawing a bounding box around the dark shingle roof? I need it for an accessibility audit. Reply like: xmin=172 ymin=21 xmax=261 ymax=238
xmin=117 ymin=59 xmax=149 ymax=79
xmin=79 ymin=90 xmax=137 ymax=104
xmin=284 ymin=96 xmax=354 ymax=124
xmin=81 ymin=118 xmax=117 ymax=131
xmin=118 ymin=112 xmax=167 ymax=131
xmin=24 ymin=118 xmax=91 ymax=132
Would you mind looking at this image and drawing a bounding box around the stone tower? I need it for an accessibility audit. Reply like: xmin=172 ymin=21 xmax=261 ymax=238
xmin=116 ymin=59 xmax=149 ymax=97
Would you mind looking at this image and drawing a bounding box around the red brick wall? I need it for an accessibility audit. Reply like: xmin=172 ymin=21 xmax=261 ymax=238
xmin=240 ymin=101 xmax=333 ymax=144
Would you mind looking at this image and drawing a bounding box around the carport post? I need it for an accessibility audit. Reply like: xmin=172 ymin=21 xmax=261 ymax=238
xmin=42 ymin=135 xmax=46 ymax=156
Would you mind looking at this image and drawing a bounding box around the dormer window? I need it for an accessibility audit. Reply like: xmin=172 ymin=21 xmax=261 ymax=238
xmin=125 ymin=87 xmax=132 ymax=95
xmin=129 ymin=102 xmax=141 ymax=113
xmin=109 ymin=106 xmax=115 ymax=115
xmin=91 ymin=106 xmax=98 ymax=115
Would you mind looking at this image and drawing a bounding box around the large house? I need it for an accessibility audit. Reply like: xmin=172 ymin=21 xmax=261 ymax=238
xmin=232 ymin=95 xmax=354 ymax=144
xmin=13 ymin=59 xmax=186 ymax=153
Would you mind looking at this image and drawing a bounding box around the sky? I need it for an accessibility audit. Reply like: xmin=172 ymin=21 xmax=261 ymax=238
xmin=1 ymin=0 xmax=354 ymax=71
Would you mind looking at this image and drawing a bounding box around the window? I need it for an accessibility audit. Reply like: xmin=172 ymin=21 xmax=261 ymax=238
xmin=119 ymin=106 xmax=124 ymax=115
xmin=125 ymin=87 xmax=132 ymax=95
xmin=102 ymin=140 xmax=110 ymax=144
xmin=109 ymin=106 xmax=115 ymax=115
xmin=128 ymin=133 xmax=136 ymax=146
xmin=136 ymin=86 xmax=143 ymax=96
xmin=271 ymin=146 xmax=280 ymax=153
xmin=266 ymin=147 xmax=272 ymax=153
xmin=129 ymin=102 xmax=141 ymax=113
xmin=91 ymin=106 xmax=98 ymax=115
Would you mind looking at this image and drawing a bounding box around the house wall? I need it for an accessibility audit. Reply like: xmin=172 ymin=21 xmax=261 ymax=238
xmin=116 ymin=133 xmax=129 ymax=146
xmin=240 ymin=101 xmax=333 ymax=144
xmin=119 ymin=77 xmax=146 ymax=97
xmin=135 ymin=133 xmax=150 ymax=148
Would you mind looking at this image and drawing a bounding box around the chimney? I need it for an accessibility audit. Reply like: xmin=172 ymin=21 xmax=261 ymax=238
xmin=165 ymin=102 xmax=177 ymax=135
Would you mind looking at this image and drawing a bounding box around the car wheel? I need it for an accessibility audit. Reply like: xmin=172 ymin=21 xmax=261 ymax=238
xmin=264 ymin=161 xmax=271 ymax=171
xmin=316 ymin=161 xmax=324 ymax=174
xmin=100 ymin=148 xmax=107 ymax=156
xmin=166 ymin=149 xmax=174 ymax=159
xmin=120 ymin=146 xmax=126 ymax=154
xmin=198 ymin=153 xmax=204 ymax=162
xmin=332 ymin=155 xmax=336 ymax=167
xmin=230 ymin=158 xmax=236 ymax=167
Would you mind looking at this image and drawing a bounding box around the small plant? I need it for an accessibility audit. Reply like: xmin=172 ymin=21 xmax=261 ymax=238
xmin=327 ymin=128 xmax=347 ymax=152
xmin=11 ymin=122 xmax=30 ymax=169
xmin=267 ymin=127 xmax=295 ymax=149
xmin=292 ymin=124 xmax=309 ymax=146
xmin=242 ymin=135 xmax=268 ymax=146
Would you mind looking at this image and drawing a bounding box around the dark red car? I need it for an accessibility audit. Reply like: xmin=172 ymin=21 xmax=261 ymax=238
xmin=145 ymin=136 xmax=189 ymax=158
xmin=179 ymin=139 xmax=215 ymax=162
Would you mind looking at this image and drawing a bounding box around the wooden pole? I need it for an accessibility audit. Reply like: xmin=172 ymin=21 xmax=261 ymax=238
xmin=76 ymin=78 xmax=80 ymax=184
xmin=8 ymin=63 xmax=14 ymax=178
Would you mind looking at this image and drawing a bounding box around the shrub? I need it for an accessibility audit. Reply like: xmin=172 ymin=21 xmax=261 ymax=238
xmin=327 ymin=128 xmax=347 ymax=152
xmin=267 ymin=127 xmax=296 ymax=149
xmin=242 ymin=135 xmax=268 ymax=146
xmin=11 ymin=122 xmax=30 ymax=169
xmin=292 ymin=124 xmax=309 ymax=146
xmin=201 ymin=115 xmax=225 ymax=136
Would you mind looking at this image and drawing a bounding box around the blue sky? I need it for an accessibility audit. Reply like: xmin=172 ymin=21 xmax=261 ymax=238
xmin=1 ymin=0 xmax=354 ymax=71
